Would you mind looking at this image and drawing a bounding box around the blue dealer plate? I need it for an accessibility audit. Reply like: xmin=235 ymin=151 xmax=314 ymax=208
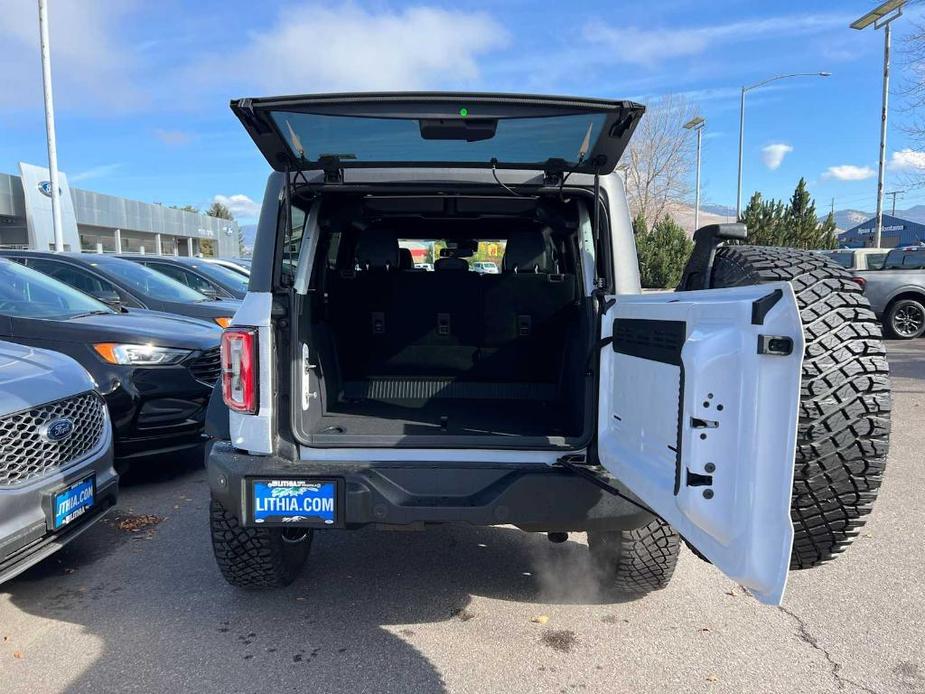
xmin=250 ymin=479 xmax=338 ymax=527
xmin=52 ymin=476 xmax=95 ymax=530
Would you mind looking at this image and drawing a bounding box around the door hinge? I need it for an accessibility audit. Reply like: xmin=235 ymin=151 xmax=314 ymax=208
xmin=301 ymin=343 xmax=319 ymax=410
xmin=553 ymin=456 xmax=657 ymax=517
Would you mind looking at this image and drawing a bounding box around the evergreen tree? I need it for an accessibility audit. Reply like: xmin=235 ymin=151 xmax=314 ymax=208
xmin=636 ymin=215 xmax=694 ymax=288
xmin=739 ymin=179 xmax=839 ymax=250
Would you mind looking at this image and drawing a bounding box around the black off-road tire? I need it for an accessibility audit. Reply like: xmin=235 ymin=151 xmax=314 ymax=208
xmin=708 ymin=245 xmax=891 ymax=569
xmin=587 ymin=520 xmax=681 ymax=595
xmin=210 ymin=497 xmax=312 ymax=588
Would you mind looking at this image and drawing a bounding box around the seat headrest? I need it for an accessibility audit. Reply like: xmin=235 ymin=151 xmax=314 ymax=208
xmin=502 ymin=230 xmax=552 ymax=273
xmin=356 ymin=229 xmax=398 ymax=271
xmin=434 ymin=257 xmax=469 ymax=271
xmin=398 ymin=248 xmax=414 ymax=270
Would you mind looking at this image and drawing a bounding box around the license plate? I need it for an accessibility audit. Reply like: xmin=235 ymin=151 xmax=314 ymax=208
xmin=52 ymin=476 xmax=95 ymax=530
xmin=250 ymin=479 xmax=338 ymax=527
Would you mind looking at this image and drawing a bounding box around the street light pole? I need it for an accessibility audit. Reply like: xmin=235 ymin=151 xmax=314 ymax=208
xmin=37 ymin=0 xmax=64 ymax=252
xmin=684 ymin=116 xmax=706 ymax=231
xmin=851 ymin=1 xmax=905 ymax=248
xmin=737 ymin=88 xmax=745 ymax=219
xmin=874 ymin=21 xmax=893 ymax=248
xmin=735 ymin=72 xmax=831 ymax=219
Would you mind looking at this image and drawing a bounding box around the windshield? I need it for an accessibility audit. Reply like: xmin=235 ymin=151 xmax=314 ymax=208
xmin=883 ymin=249 xmax=925 ymax=269
xmin=188 ymin=262 xmax=250 ymax=292
xmin=0 ymin=260 xmax=115 ymax=320
xmin=93 ymin=258 xmax=210 ymax=302
xmin=269 ymin=112 xmax=607 ymax=168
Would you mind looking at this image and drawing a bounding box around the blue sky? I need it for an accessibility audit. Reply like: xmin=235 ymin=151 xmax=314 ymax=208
xmin=1 ymin=0 xmax=924 ymax=224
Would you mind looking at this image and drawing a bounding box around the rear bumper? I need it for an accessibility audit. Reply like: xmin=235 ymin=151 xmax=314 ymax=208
xmin=0 ymin=443 xmax=118 ymax=584
xmin=207 ymin=441 xmax=652 ymax=532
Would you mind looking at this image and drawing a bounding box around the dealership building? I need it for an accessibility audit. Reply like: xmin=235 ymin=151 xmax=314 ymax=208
xmin=839 ymin=213 xmax=925 ymax=248
xmin=0 ymin=163 xmax=240 ymax=256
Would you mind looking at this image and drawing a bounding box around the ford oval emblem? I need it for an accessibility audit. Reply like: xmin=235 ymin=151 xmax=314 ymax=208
xmin=41 ymin=418 xmax=75 ymax=443
xmin=37 ymin=180 xmax=61 ymax=198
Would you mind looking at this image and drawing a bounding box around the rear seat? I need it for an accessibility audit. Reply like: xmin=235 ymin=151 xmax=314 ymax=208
xmin=331 ymin=228 xmax=399 ymax=377
xmin=332 ymin=227 xmax=577 ymax=383
xmin=391 ymin=247 xmax=481 ymax=375
xmin=480 ymin=228 xmax=577 ymax=381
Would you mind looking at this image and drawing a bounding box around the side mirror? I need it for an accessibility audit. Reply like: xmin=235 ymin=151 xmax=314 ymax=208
xmin=92 ymin=289 xmax=122 ymax=308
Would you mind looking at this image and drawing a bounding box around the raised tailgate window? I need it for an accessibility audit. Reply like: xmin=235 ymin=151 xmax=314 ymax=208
xmin=270 ymin=112 xmax=606 ymax=168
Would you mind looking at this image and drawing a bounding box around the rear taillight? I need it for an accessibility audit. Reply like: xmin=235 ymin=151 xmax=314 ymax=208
xmin=221 ymin=328 xmax=258 ymax=414
xmin=850 ymin=276 xmax=866 ymax=289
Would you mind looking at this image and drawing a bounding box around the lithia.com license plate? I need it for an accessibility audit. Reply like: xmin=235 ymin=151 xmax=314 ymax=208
xmin=52 ymin=476 xmax=95 ymax=530
xmin=250 ymin=479 xmax=339 ymax=527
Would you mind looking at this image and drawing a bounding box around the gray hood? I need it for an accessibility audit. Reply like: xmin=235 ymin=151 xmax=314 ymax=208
xmin=0 ymin=341 xmax=97 ymax=417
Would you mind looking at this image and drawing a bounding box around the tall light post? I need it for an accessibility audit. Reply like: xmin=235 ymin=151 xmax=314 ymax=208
xmin=37 ymin=0 xmax=64 ymax=252
xmin=852 ymin=0 xmax=905 ymax=249
xmin=736 ymin=71 xmax=831 ymax=218
xmin=684 ymin=116 xmax=705 ymax=231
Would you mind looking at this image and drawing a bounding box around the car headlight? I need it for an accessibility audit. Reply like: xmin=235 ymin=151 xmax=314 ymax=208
xmin=93 ymin=343 xmax=191 ymax=365
xmin=214 ymin=317 xmax=233 ymax=328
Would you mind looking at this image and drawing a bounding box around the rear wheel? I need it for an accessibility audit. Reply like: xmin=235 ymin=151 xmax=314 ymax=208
xmin=587 ymin=520 xmax=680 ymax=595
xmin=210 ymin=497 xmax=312 ymax=588
xmin=885 ymin=298 xmax=925 ymax=339
xmin=707 ymin=245 xmax=891 ymax=569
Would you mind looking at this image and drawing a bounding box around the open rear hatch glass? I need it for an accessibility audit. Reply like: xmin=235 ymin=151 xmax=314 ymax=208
xmin=230 ymin=92 xmax=644 ymax=175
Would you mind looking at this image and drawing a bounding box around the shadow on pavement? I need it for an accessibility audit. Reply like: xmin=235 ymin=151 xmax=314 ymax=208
xmin=3 ymin=456 xmax=634 ymax=693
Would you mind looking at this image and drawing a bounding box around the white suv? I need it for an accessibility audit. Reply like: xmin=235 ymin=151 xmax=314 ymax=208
xmin=205 ymin=93 xmax=890 ymax=604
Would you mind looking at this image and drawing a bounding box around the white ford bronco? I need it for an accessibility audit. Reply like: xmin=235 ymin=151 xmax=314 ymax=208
xmin=206 ymin=93 xmax=890 ymax=604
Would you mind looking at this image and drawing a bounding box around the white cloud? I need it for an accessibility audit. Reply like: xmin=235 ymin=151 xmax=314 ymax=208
xmin=583 ymin=13 xmax=847 ymax=65
xmin=70 ymin=163 xmax=122 ymax=183
xmin=212 ymin=194 xmax=260 ymax=221
xmin=890 ymin=149 xmax=925 ymax=171
xmin=823 ymin=165 xmax=876 ymax=181
xmin=0 ymin=0 xmax=144 ymax=110
xmin=154 ymin=129 xmax=193 ymax=146
xmin=761 ymin=144 xmax=793 ymax=170
xmin=192 ymin=5 xmax=507 ymax=93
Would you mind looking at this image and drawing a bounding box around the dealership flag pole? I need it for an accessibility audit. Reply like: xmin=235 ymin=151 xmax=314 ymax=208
xmin=37 ymin=0 xmax=64 ymax=252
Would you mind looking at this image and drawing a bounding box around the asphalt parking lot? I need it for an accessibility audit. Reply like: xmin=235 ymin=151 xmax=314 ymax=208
xmin=1 ymin=341 xmax=923 ymax=694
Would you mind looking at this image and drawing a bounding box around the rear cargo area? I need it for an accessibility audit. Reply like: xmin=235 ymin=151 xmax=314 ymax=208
xmin=294 ymin=195 xmax=595 ymax=448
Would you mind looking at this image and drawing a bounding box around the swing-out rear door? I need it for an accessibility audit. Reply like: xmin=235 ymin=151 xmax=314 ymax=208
xmin=597 ymin=284 xmax=805 ymax=605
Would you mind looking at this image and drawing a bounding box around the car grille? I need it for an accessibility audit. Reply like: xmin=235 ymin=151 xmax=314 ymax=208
xmin=189 ymin=347 xmax=221 ymax=386
xmin=0 ymin=391 xmax=107 ymax=487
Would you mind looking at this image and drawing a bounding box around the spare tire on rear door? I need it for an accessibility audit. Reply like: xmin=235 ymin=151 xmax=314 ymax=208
xmin=698 ymin=245 xmax=891 ymax=569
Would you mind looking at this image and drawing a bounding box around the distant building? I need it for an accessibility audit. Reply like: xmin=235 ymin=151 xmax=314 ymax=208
xmin=0 ymin=163 xmax=239 ymax=256
xmin=838 ymin=213 xmax=925 ymax=248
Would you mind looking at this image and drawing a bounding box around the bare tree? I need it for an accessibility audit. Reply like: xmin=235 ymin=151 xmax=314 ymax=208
xmin=899 ymin=7 xmax=925 ymax=189
xmin=621 ymin=94 xmax=698 ymax=227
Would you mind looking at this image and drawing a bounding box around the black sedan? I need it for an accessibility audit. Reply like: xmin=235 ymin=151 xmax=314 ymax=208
xmin=0 ymin=259 xmax=222 ymax=461
xmin=0 ymin=251 xmax=239 ymax=327
xmin=119 ymin=255 xmax=249 ymax=300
